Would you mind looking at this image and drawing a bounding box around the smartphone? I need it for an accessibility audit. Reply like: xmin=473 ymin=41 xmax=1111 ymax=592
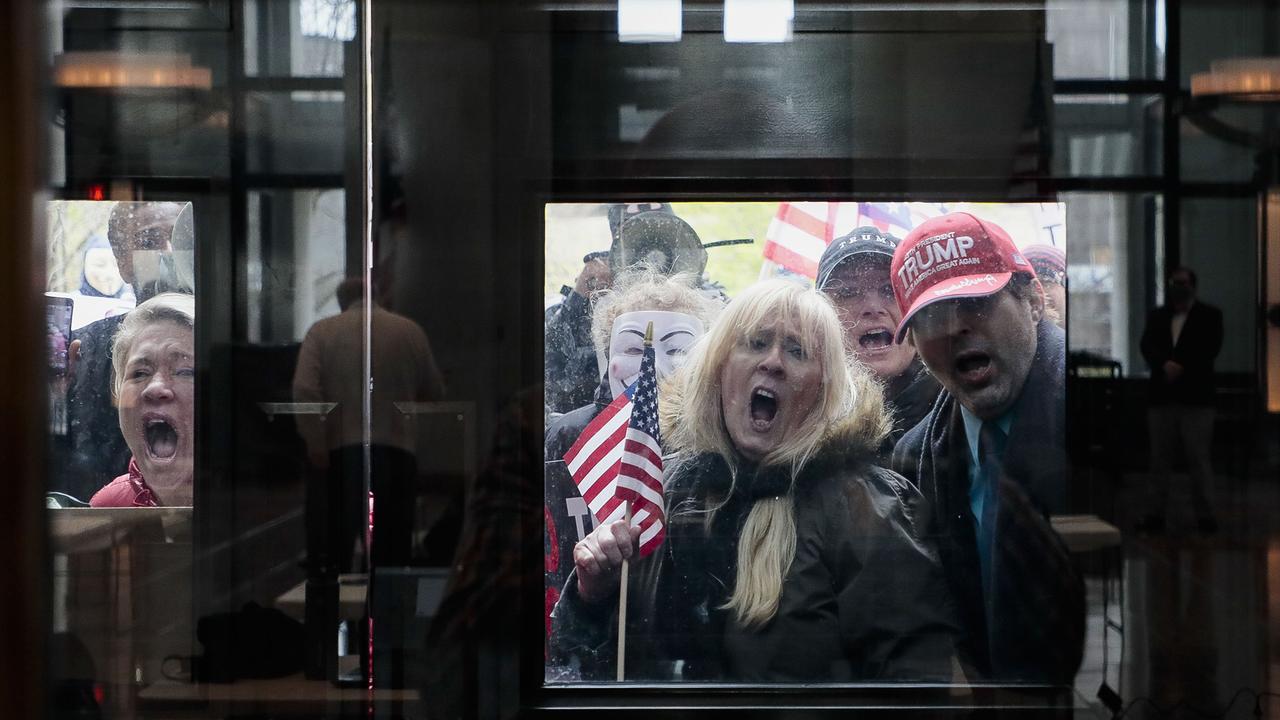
xmin=46 ymin=295 xmax=74 ymax=376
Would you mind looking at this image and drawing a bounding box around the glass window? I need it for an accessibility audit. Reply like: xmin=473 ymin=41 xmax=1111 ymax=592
xmin=1179 ymin=0 xmax=1273 ymax=87
xmin=43 ymin=1 xmax=375 ymax=713
xmin=24 ymin=0 xmax=1280 ymax=717
xmin=1180 ymin=113 xmax=1268 ymax=184
xmin=1053 ymin=95 xmax=1163 ymax=177
xmin=551 ymin=29 xmax=1052 ymax=165
xmin=246 ymin=188 xmax=346 ymax=343
xmin=245 ymin=91 xmax=345 ymax=176
xmin=543 ymin=201 xmax=1076 ymax=685
xmin=45 ymin=199 xmax=196 ymax=505
xmin=1063 ymin=192 xmax=1161 ymax=376
xmin=45 ymin=199 xmax=198 ymax=720
xmin=244 ymin=0 xmax=351 ymax=77
xmin=1180 ymin=197 xmax=1257 ymax=375
xmin=1046 ymin=0 xmax=1164 ymax=79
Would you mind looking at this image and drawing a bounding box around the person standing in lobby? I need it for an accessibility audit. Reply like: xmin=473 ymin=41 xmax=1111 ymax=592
xmin=293 ymin=277 xmax=447 ymax=568
xmin=1139 ymin=266 xmax=1222 ymax=534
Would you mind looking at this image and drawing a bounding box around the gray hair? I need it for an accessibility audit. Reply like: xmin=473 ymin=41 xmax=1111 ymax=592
xmin=111 ymin=293 xmax=195 ymax=398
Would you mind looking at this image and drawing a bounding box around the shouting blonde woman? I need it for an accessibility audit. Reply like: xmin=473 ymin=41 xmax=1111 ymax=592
xmin=551 ymin=279 xmax=956 ymax=682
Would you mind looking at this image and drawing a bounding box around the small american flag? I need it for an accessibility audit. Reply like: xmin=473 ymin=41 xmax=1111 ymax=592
xmin=562 ymin=333 xmax=666 ymax=557
xmin=614 ymin=341 xmax=666 ymax=557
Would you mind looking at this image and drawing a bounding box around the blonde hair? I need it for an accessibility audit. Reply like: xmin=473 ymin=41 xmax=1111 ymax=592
xmin=111 ymin=293 xmax=196 ymax=398
xmin=662 ymin=279 xmax=889 ymax=628
xmin=589 ymin=268 xmax=723 ymax=355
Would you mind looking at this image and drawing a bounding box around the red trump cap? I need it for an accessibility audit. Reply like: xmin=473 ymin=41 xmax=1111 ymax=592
xmin=890 ymin=212 xmax=1033 ymax=343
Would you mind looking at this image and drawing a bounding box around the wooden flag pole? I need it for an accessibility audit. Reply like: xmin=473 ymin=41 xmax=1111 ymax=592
xmin=616 ymin=321 xmax=652 ymax=682
xmin=616 ymin=499 xmax=632 ymax=681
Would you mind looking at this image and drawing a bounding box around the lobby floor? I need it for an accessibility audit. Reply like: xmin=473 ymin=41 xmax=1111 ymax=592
xmin=1074 ymin=445 xmax=1280 ymax=719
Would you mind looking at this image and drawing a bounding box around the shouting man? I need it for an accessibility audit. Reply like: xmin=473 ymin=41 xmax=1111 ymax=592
xmin=889 ymin=212 xmax=1083 ymax=687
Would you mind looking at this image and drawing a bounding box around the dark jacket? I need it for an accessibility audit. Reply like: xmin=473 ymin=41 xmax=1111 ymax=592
xmin=544 ymin=292 xmax=601 ymax=415
xmin=892 ymin=319 xmax=1083 ymax=686
xmin=1139 ymin=301 xmax=1223 ymax=405
xmin=54 ymin=313 xmax=132 ymax=501
xmin=543 ymin=381 xmax=612 ymax=634
xmin=550 ymin=412 xmax=958 ymax=682
xmin=881 ymin=357 xmax=942 ymax=455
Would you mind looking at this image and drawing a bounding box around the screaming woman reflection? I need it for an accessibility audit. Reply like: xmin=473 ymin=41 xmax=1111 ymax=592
xmin=549 ymin=280 xmax=957 ymax=682
xmin=90 ymin=293 xmax=195 ymax=507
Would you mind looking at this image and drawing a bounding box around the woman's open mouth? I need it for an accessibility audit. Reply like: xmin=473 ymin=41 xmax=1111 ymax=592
xmin=749 ymin=387 xmax=779 ymax=431
xmin=144 ymin=417 xmax=179 ymax=461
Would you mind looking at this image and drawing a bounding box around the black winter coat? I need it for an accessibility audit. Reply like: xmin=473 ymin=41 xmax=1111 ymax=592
xmin=878 ymin=357 xmax=942 ymax=461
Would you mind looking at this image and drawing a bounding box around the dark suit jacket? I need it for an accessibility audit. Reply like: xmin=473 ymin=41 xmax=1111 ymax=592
xmin=1139 ymin=301 xmax=1223 ymax=405
xmin=892 ymin=319 xmax=1084 ymax=686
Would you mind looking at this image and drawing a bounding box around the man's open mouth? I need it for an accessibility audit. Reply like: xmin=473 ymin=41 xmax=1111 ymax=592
xmin=749 ymin=387 xmax=778 ymax=430
xmin=858 ymin=328 xmax=894 ymax=352
xmin=144 ymin=418 xmax=179 ymax=460
xmin=954 ymin=351 xmax=993 ymax=384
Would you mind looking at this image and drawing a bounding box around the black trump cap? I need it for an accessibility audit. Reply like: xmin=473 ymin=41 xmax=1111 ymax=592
xmin=816 ymin=226 xmax=900 ymax=290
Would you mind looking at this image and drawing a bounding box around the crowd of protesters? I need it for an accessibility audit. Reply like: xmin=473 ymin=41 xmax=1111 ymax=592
xmin=544 ymin=206 xmax=1088 ymax=686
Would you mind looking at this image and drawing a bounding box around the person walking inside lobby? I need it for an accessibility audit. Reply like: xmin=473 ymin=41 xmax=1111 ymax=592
xmin=293 ymin=277 xmax=446 ymax=568
xmin=1138 ymin=266 xmax=1222 ymax=534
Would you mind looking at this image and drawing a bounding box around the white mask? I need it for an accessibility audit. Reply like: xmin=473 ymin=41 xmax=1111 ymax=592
xmin=605 ymin=310 xmax=703 ymax=400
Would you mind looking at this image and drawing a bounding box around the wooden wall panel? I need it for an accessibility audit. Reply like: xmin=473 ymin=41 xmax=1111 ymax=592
xmin=0 ymin=0 xmax=47 ymax=717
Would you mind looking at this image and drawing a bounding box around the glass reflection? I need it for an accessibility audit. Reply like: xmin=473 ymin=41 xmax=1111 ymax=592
xmin=92 ymin=293 xmax=195 ymax=507
xmin=46 ymin=200 xmax=196 ymax=507
xmin=292 ymin=276 xmax=446 ymax=570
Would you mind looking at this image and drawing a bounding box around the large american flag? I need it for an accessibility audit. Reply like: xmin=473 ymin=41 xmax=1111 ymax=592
xmin=761 ymin=202 xmax=838 ymax=278
xmin=562 ymin=344 xmax=667 ymax=557
xmin=761 ymin=202 xmax=945 ymax=278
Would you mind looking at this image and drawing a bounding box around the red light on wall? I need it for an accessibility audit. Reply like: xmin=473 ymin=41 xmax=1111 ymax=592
xmin=87 ymin=184 xmax=105 ymax=201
